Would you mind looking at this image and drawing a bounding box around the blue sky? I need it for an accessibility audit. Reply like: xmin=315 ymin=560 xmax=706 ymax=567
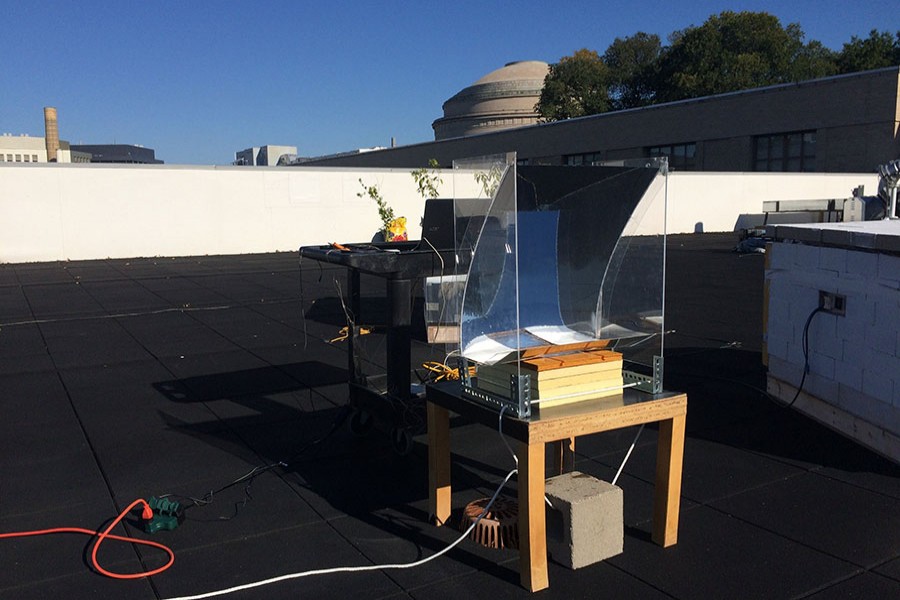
xmin=2 ymin=0 xmax=895 ymax=165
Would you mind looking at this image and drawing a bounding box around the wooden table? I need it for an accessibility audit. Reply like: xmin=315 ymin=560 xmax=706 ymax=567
xmin=425 ymin=381 xmax=687 ymax=592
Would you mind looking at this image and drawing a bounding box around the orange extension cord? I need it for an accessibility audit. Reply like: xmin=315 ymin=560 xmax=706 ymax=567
xmin=0 ymin=498 xmax=175 ymax=579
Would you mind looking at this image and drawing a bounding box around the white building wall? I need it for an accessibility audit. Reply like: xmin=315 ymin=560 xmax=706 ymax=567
xmin=665 ymin=171 xmax=878 ymax=234
xmin=0 ymin=164 xmax=879 ymax=263
xmin=766 ymin=231 xmax=900 ymax=461
xmin=0 ymin=135 xmax=47 ymax=163
xmin=0 ymin=164 xmax=477 ymax=262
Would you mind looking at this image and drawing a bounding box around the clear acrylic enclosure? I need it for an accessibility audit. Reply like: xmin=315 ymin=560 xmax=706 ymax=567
xmin=425 ymin=155 xmax=510 ymax=346
xmin=451 ymin=158 xmax=668 ymax=418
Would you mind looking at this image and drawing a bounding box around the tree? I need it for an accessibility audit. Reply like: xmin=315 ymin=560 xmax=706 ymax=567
xmin=790 ymin=39 xmax=839 ymax=81
xmin=410 ymin=158 xmax=442 ymax=200
xmin=656 ymin=11 xmax=809 ymax=102
xmin=535 ymin=49 xmax=610 ymax=121
xmin=838 ymin=29 xmax=900 ymax=73
xmin=603 ymin=32 xmax=662 ymax=110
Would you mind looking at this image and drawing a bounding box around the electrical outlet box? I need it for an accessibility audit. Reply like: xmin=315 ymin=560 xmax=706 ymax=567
xmin=819 ymin=291 xmax=846 ymax=316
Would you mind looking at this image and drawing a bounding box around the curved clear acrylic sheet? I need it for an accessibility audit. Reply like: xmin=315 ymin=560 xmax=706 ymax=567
xmin=448 ymin=157 xmax=668 ymax=417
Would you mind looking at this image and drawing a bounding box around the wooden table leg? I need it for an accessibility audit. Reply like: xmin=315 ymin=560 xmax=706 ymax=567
xmin=427 ymin=401 xmax=452 ymax=526
xmin=518 ymin=440 xmax=549 ymax=592
xmin=550 ymin=437 xmax=576 ymax=475
xmin=652 ymin=413 xmax=686 ymax=547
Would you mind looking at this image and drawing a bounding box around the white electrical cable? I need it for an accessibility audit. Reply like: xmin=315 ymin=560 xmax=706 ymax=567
xmin=164 ymin=468 xmax=517 ymax=600
xmin=497 ymin=405 xmax=518 ymax=468
xmin=611 ymin=424 xmax=645 ymax=486
xmin=164 ymin=402 xmax=522 ymax=600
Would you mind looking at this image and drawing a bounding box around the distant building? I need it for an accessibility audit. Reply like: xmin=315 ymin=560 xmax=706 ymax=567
xmin=432 ymin=60 xmax=549 ymax=141
xmin=1 ymin=108 xmax=158 ymax=165
xmin=303 ymin=65 xmax=900 ymax=174
xmin=0 ymin=134 xmax=91 ymax=163
xmin=234 ymin=145 xmax=298 ymax=166
xmin=71 ymin=144 xmax=163 ymax=164
xmin=0 ymin=134 xmax=48 ymax=163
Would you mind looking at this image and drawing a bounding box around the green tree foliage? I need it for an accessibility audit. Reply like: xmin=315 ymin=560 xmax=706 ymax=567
xmin=603 ymin=32 xmax=662 ymax=110
xmin=790 ymin=40 xmax=839 ymax=80
xmin=537 ymin=11 xmax=895 ymax=121
xmin=410 ymin=158 xmax=442 ymax=200
xmin=655 ymin=11 xmax=819 ymax=101
xmin=838 ymin=29 xmax=900 ymax=73
xmin=535 ymin=49 xmax=610 ymax=121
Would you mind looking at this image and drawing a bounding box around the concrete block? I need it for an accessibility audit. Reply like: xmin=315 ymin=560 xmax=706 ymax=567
xmin=808 ymin=350 xmax=836 ymax=380
xmin=818 ymin=246 xmax=846 ymax=275
xmin=807 ymin=372 xmax=839 ymax=403
xmin=834 ymin=359 xmax=863 ymax=390
xmin=846 ymin=250 xmax=877 ymax=279
xmin=545 ymin=472 xmax=622 ymax=570
xmin=821 ymin=228 xmax=853 ymax=248
xmin=865 ymin=323 xmax=898 ymax=356
xmin=874 ymin=232 xmax=900 ymax=254
xmin=877 ymin=254 xmax=900 ymax=286
xmin=791 ymin=243 xmax=820 ymax=269
xmin=850 ymin=231 xmax=877 ymax=250
xmin=862 ymin=367 xmax=894 ymax=404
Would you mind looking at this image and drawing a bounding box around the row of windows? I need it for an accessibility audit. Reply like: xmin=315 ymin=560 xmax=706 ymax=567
xmin=566 ymin=143 xmax=698 ymax=170
xmin=564 ymin=152 xmax=603 ymax=166
xmin=754 ymin=131 xmax=816 ymax=172
xmin=0 ymin=153 xmax=40 ymax=162
xmin=562 ymin=131 xmax=817 ymax=173
xmin=649 ymin=143 xmax=697 ymax=171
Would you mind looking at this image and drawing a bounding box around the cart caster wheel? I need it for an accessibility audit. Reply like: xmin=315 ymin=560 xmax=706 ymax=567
xmin=349 ymin=410 xmax=374 ymax=435
xmin=391 ymin=427 xmax=413 ymax=456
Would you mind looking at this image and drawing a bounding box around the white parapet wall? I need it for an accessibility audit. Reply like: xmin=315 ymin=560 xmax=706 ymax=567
xmin=664 ymin=171 xmax=878 ymax=234
xmin=0 ymin=163 xmax=477 ymax=263
xmin=0 ymin=163 xmax=878 ymax=262
xmin=765 ymin=221 xmax=900 ymax=462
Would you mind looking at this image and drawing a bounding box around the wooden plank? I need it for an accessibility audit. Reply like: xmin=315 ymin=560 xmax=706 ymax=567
xmin=427 ymin=402 xmax=452 ymax=526
xmin=518 ymin=440 xmax=549 ymax=592
xmin=652 ymin=414 xmax=686 ymax=547
xmin=551 ymin=437 xmax=576 ymax=475
xmin=527 ymin=394 xmax=687 ymax=443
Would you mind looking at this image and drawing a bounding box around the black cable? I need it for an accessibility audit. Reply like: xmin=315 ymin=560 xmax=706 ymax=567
xmin=787 ymin=306 xmax=826 ymax=407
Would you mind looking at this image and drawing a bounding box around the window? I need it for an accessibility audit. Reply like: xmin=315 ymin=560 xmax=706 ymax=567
xmin=0 ymin=155 xmax=4 ymax=162
xmin=32 ymin=154 xmax=38 ymax=162
xmin=15 ymin=154 xmax=21 ymax=162
xmin=648 ymin=142 xmax=696 ymax=170
xmin=754 ymin=131 xmax=816 ymax=172
xmin=564 ymin=152 xmax=603 ymax=166
xmin=24 ymin=155 xmax=30 ymax=162
xmin=6 ymin=154 xmax=11 ymax=161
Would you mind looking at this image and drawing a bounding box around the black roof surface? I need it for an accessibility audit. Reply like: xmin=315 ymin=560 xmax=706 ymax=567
xmin=1 ymin=233 xmax=898 ymax=599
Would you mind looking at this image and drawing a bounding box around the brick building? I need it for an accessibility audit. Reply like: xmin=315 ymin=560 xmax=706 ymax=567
xmin=304 ymin=66 xmax=900 ymax=173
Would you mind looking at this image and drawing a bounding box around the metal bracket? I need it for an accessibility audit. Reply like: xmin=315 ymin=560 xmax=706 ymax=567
xmin=459 ymin=358 xmax=531 ymax=419
xmin=623 ymin=355 xmax=664 ymax=394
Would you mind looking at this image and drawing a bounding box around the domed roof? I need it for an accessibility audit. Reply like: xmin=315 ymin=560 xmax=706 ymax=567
xmin=432 ymin=61 xmax=549 ymax=141
xmin=473 ymin=61 xmax=551 ymax=85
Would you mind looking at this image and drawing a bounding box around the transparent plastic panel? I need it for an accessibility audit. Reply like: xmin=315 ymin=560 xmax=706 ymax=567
xmin=423 ymin=156 xmax=510 ymax=353
xmin=598 ymin=166 xmax=668 ymax=375
xmin=455 ymin=158 xmax=668 ymax=417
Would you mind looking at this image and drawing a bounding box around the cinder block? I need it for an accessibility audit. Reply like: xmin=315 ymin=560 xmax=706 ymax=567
xmin=818 ymin=246 xmax=846 ymax=274
xmin=834 ymin=359 xmax=863 ymax=390
xmin=846 ymin=250 xmax=877 ymax=279
xmin=877 ymin=254 xmax=900 ymax=286
xmin=862 ymin=366 xmax=895 ymax=403
xmin=544 ymin=471 xmax=622 ymax=570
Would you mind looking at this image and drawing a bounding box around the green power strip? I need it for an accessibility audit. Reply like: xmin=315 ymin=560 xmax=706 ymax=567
xmin=144 ymin=496 xmax=185 ymax=533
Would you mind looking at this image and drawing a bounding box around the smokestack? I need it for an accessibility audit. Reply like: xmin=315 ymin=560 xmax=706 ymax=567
xmin=44 ymin=107 xmax=59 ymax=162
